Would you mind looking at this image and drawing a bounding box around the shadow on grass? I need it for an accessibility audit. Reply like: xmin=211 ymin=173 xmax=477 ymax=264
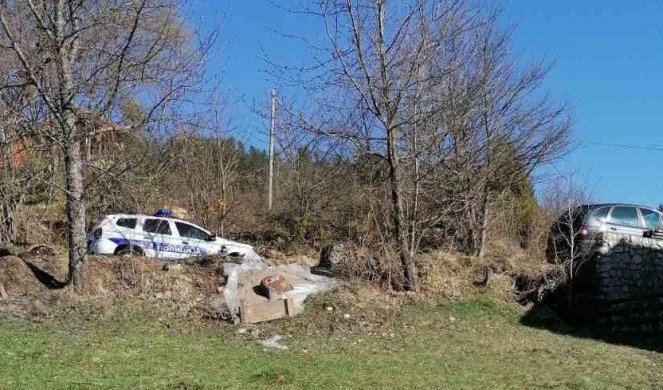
xmin=22 ymin=260 xmax=67 ymax=289
xmin=520 ymin=302 xmax=663 ymax=353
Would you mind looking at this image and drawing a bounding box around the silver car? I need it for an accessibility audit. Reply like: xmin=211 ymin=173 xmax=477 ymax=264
xmin=546 ymin=203 xmax=663 ymax=263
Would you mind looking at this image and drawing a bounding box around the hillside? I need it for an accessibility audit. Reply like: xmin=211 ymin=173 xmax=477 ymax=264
xmin=0 ymin=247 xmax=661 ymax=389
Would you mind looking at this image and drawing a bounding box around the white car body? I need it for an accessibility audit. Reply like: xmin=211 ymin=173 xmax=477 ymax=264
xmin=87 ymin=214 xmax=255 ymax=259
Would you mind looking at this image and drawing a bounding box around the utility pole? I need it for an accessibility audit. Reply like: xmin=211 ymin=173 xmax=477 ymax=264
xmin=268 ymin=90 xmax=276 ymax=211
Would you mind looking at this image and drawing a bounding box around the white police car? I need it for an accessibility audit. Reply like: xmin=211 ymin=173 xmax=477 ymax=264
xmin=87 ymin=213 xmax=255 ymax=259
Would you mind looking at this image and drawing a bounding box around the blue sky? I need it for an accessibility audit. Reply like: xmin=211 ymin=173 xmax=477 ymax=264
xmin=191 ymin=1 xmax=663 ymax=207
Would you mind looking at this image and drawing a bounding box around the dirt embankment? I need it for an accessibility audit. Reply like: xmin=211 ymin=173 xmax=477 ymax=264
xmin=0 ymin=244 xmax=558 ymax=326
xmin=0 ymin=248 xmax=228 ymax=320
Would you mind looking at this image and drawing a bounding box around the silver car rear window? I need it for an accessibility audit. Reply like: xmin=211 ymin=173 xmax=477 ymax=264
xmin=591 ymin=207 xmax=610 ymax=222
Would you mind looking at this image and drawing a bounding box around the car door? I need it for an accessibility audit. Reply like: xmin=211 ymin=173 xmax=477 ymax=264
xmin=607 ymin=206 xmax=645 ymax=236
xmin=142 ymin=218 xmax=177 ymax=258
xmin=109 ymin=216 xmax=140 ymax=249
xmin=174 ymin=221 xmax=212 ymax=257
xmin=639 ymin=207 xmax=663 ymax=231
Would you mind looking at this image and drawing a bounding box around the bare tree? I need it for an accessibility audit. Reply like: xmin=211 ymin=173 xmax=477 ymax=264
xmin=543 ymin=174 xmax=593 ymax=267
xmin=0 ymin=89 xmax=23 ymax=244
xmin=427 ymin=14 xmax=572 ymax=258
xmin=0 ymin=51 xmax=51 ymax=245
xmin=271 ymin=0 xmax=570 ymax=290
xmin=0 ymin=0 xmax=212 ymax=289
xmin=272 ymin=0 xmax=478 ymax=290
xmin=165 ymin=113 xmax=241 ymax=236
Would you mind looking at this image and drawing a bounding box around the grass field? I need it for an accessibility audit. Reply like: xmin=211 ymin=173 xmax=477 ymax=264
xmin=0 ymin=299 xmax=661 ymax=389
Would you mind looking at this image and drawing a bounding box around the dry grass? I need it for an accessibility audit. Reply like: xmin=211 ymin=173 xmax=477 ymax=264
xmin=0 ymin=242 xmax=553 ymax=329
xmin=13 ymin=202 xmax=68 ymax=247
xmin=0 ymin=253 xmax=228 ymax=322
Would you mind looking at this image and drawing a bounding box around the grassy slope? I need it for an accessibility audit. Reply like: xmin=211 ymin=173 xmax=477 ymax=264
xmin=0 ymin=300 xmax=661 ymax=390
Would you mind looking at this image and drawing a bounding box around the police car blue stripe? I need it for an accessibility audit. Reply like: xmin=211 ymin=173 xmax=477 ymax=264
xmin=108 ymin=237 xmax=207 ymax=256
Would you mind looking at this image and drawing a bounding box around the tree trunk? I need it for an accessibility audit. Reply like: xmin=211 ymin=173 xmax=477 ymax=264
xmin=55 ymin=0 xmax=85 ymax=290
xmin=386 ymin=126 xmax=417 ymax=291
xmin=375 ymin=0 xmax=417 ymax=291
xmin=400 ymin=239 xmax=418 ymax=291
xmin=393 ymin=177 xmax=417 ymax=291
xmin=477 ymin=199 xmax=489 ymax=259
xmin=0 ymin=200 xmax=16 ymax=246
xmin=85 ymin=135 xmax=92 ymax=164
xmin=64 ymin=137 xmax=86 ymax=290
xmin=0 ymin=125 xmax=16 ymax=245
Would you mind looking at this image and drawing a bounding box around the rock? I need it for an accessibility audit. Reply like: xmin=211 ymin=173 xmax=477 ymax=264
xmin=259 ymin=335 xmax=288 ymax=350
xmin=31 ymin=299 xmax=48 ymax=316
xmin=257 ymin=274 xmax=293 ymax=301
xmin=472 ymin=266 xmax=490 ymax=289
xmin=218 ymin=275 xmax=227 ymax=286
xmin=317 ymin=244 xmax=346 ymax=273
xmin=19 ymin=245 xmax=57 ymax=259
xmin=162 ymin=263 xmax=183 ymax=272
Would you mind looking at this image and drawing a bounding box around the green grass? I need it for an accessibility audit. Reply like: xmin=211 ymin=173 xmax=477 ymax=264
xmin=0 ymin=299 xmax=661 ymax=389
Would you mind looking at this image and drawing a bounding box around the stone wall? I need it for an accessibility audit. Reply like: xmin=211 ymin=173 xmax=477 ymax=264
xmin=587 ymin=233 xmax=663 ymax=331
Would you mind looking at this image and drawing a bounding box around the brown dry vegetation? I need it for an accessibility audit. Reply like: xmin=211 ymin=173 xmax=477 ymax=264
xmin=0 ymin=241 xmax=551 ymax=328
xmin=0 ymin=250 xmax=229 ymax=322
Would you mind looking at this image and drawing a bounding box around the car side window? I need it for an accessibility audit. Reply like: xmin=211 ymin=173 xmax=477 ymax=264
xmin=591 ymin=207 xmax=610 ymax=222
xmin=143 ymin=219 xmax=172 ymax=235
xmin=175 ymin=222 xmax=209 ymax=240
xmin=640 ymin=208 xmax=662 ymax=230
xmin=609 ymin=206 xmax=640 ymax=228
xmin=116 ymin=218 xmax=137 ymax=229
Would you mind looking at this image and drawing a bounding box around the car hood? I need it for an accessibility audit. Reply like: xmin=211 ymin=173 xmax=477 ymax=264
xmin=213 ymin=237 xmax=254 ymax=252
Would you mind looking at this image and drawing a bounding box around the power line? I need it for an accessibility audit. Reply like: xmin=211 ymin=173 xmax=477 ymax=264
xmin=585 ymin=142 xmax=663 ymax=153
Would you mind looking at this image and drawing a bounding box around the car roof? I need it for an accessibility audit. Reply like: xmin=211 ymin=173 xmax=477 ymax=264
xmin=580 ymin=203 xmax=657 ymax=210
xmin=105 ymin=214 xmax=203 ymax=225
xmin=577 ymin=203 xmax=662 ymax=214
